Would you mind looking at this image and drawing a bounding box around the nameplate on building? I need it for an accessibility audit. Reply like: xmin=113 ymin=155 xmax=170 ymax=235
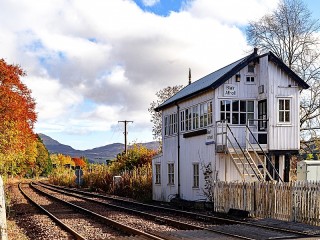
xmin=224 ymin=84 xmax=237 ymax=97
xmin=206 ymin=127 xmax=215 ymax=145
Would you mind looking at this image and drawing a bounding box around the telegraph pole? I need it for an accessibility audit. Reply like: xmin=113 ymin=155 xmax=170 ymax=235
xmin=118 ymin=120 xmax=133 ymax=154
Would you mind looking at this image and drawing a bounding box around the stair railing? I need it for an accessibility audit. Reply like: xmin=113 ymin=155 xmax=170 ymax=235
xmin=245 ymin=119 xmax=283 ymax=182
xmin=225 ymin=124 xmax=262 ymax=181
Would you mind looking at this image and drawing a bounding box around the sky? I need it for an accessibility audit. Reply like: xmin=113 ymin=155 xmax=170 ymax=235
xmin=0 ymin=0 xmax=319 ymax=150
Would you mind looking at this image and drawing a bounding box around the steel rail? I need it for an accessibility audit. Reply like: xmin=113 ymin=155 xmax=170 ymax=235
xmin=29 ymin=182 xmax=165 ymax=240
xmin=18 ymin=182 xmax=87 ymax=240
xmin=35 ymin=182 xmax=254 ymax=240
xmin=39 ymin=181 xmax=320 ymax=239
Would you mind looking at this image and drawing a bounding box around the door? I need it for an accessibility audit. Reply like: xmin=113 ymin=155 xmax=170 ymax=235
xmin=258 ymin=100 xmax=267 ymax=144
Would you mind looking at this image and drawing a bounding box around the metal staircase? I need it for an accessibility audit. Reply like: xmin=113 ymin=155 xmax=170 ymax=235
xmin=215 ymin=120 xmax=282 ymax=182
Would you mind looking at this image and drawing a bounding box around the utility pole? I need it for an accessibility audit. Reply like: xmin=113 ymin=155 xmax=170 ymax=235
xmin=118 ymin=120 xmax=133 ymax=154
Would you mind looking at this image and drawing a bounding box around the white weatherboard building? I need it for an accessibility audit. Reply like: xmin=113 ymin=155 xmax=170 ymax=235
xmin=152 ymin=49 xmax=309 ymax=202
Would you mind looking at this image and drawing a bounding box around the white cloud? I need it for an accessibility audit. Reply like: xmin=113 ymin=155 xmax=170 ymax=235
xmin=142 ymin=0 xmax=160 ymax=7
xmin=0 ymin=0 xmax=279 ymax=148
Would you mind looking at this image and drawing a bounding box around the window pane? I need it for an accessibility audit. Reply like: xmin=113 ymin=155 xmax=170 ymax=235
xmin=208 ymin=112 xmax=212 ymax=125
xmin=247 ymin=113 xmax=254 ymax=125
xmin=232 ymin=100 xmax=239 ymax=111
xmin=240 ymin=113 xmax=246 ymax=124
xmin=220 ymin=101 xmax=225 ymax=111
xmin=208 ymin=102 xmax=212 ymax=113
xmin=225 ymin=100 xmax=231 ymax=111
xmin=204 ymin=103 xmax=208 ymax=113
xmin=220 ymin=112 xmax=225 ymax=121
xmin=279 ymin=112 xmax=284 ymax=122
xmin=200 ymin=115 xmax=204 ymax=128
xmin=226 ymin=113 xmax=230 ymax=123
xmin=285 ymin=112 xmax=290 ymax=122
xmin=240 ymin=101 xmax=246 ymax=112
xmin=279 ymin=100 xmax=284 ymax=110
xmin=285 ymin=100 xmax=290 ymax=110
xmin=247 ymin=101 xmax=254 ymax=112
xmin=232 ymin=113 xmax=239 ymax=124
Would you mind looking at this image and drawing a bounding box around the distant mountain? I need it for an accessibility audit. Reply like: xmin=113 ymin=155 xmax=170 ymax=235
xmin=38 ymin=133 xmax=159 ymax=164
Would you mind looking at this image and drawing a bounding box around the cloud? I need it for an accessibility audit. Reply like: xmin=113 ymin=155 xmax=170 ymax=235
xmin=0 ymin=0 xmax=279 ymax=148
xmin=142 ymin=0 xmax=160 ymax=7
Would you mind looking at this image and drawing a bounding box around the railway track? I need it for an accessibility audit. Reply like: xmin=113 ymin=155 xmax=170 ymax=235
xmin=36 ymin=181 xmax=320 ymax=239
xmin=19 ymin=182 xmax=168 ymax=240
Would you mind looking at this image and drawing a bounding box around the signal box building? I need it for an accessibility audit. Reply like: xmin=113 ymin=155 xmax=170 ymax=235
xmin=152 ymin=49 xmax=309 ymax=202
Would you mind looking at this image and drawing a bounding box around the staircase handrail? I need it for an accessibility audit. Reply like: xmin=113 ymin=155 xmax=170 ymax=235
xmin=226 ymin=137 xmax=250 ymax=181
xmin=226 ymin=124 xmax=261 ymax=181
xmin=246 ymin=120 xmax=283 ymax=182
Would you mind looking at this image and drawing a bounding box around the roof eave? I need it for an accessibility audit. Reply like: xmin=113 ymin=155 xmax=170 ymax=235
xmin=268 ymin=52 xmax=310 ymax=89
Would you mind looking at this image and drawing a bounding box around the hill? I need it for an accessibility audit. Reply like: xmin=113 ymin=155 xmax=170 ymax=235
xmin=38 ymin=133 xmax=159 ymax=164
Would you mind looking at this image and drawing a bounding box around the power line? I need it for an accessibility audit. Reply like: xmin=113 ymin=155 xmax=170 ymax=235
xmin=118 ymin=120 xmax=133 ymax=154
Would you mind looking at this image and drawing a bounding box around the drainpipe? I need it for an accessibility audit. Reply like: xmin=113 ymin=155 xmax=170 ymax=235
xmin=176 ymin=102 xmax=181 ymax=198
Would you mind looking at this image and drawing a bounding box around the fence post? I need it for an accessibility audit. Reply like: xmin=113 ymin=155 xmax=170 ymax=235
xmin=291 ymin=181 xmax=296 ymax=222
xmin=0 ymin=176 xmax=8 ymax=240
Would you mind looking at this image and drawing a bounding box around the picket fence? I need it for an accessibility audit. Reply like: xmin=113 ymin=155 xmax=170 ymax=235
xmin=210 ymin=181 xmax=320 ymax=226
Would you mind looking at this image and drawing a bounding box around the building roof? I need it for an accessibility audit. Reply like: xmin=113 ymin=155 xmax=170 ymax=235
xmin=155 ymin=50 xmax=309 ymax=112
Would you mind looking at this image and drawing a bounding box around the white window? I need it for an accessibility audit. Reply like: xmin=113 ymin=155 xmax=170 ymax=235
xmin=208 ymin=101 xmax=213 ymax=125
xmin=164 ymin=116 xmax=168 ymax=136
xmin=180 ymin=111 xmax=185 ymax=132
xmin=155 ymin=164 xmax=161 ymax=184
xmin=180 ymin=101 xmax=213 ymax=132
xmin=192 ymin=105 xmax=199 ymax=129
xmin=193 ymin=163 xmax=199 ymax=188
xmin=168 ymin=163 xmax=174 ymax=185
xmin=278 ymin=98 xmax=291 ymax=123
xmin=164 ymin=113 xmax=177 ymax=136
xmin=185 ymin=108 xmax=192 ymax=131
xmin=220 ymin=100 xmax=254 ymax=125
xmin=246 ymin=76 xmax=255 ymax=83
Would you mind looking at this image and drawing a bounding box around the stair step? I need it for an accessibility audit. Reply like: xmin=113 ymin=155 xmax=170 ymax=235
xmin=235 ymin=162 xmax=254 ymax=165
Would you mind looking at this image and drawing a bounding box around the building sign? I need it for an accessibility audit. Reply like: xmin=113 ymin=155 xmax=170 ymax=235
xmin=224 ymin=84 xmax=238 ymax=97
xmin=206 ymin=127 xmax=215 ymax=145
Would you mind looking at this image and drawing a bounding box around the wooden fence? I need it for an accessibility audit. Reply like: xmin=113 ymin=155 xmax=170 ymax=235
xmin=210 ymin=181 xmax=320 ymax=226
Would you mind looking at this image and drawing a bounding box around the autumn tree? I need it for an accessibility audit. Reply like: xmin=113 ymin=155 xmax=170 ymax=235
xmin=246 ymin=0 xmax=320 ymax=147
xmin=34 ymin=135 xmax=52 ymax=176
xmin=51 ymin=153 xmax=75 ymax=168
xmin=0 ymin=59 xmax=37 ymax=176
xmin=72 ymin=157 xmax=87 ymax=169
xmin=109 ymin=144 xmax=157 ymax=174
xmin=148 ymin=85 xmax=183 ymax=142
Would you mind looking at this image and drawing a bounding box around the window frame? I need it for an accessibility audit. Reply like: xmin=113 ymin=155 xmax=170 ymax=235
xmin=164 ymin=113 xmax=178 ymax=136
xmin=220 ymin=99 xmax=255 ymax=125
xmin=245 ymin=75 xmax=255 ymax=84
xmin=168 ymin=163 xmax=174 ymax=185
xmin=192 ymin=163 xmax=199 ymax=188
xmin=180 ymin=100 xmax=213 ymax=132
xmin=155 ymin=164 xmax=161 ymax=184
xmin=278 ymin=98 xmax=291 ymax=124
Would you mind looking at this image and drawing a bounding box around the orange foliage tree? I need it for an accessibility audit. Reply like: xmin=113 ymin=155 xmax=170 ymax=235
xmin=0 ymin=59 xmax=37 ymax=175
xmin=72 ymin=157 xmax=87 ymax=168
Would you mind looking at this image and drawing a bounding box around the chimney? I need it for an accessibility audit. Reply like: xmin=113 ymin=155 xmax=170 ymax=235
xmin=188 ymin=68 xmax=191 ymax=85
xmin=254 ymin=47 xmax=258 ymax=54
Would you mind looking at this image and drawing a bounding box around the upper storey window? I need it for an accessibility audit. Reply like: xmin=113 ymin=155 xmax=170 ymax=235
xmin=164 ymin=113 xmax=177 ymax=136
xmin=180 ymin=100 xmax=213 ymax=132
xmin=246 ymin=64 xmax=256 ymax=84
xmin=278 ymin=98 xmax=291 ymax=123
xmin=220 ymin=100 xmax=254 ymax=125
